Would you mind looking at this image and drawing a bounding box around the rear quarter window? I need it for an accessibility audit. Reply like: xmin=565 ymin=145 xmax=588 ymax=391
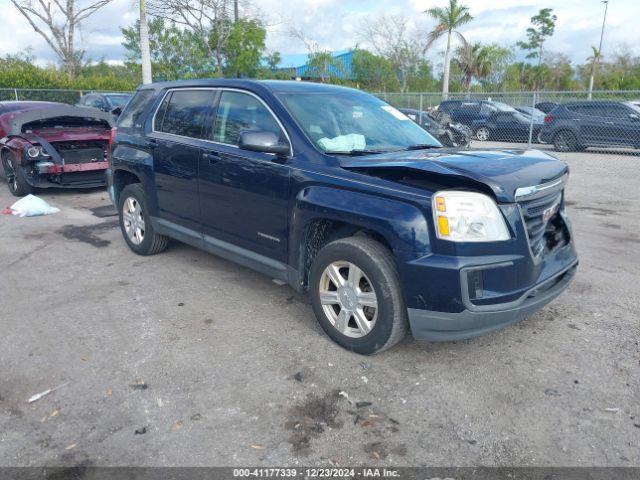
xmin=118 ymin=89 xmax=155 ymax=131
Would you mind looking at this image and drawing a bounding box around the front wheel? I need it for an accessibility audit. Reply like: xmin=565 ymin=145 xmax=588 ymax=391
xmin=309 ymin=237 xmax=408 ymax=355
xmin=118 ymin=183 xmax=169 ymax=255
xmin=2 ymin=153 xmax=32 ymax=197
xmin=475 ymin=126 xmax=490 ymax=142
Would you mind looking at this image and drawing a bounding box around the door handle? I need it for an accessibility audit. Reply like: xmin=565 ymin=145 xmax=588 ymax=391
xmin=147 ymin=138 xmax=158 ymax=148
xmin=202 ymin=152 xmax=221 ymax=164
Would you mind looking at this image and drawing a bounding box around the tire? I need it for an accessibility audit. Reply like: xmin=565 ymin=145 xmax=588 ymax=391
xmin=553 ymin=130 xmax=579 ymax=152
xmin=2 ymin=152 xmax=32 ymax=197
xmin=309 ymin=236 xmax=408 ymax=355
xmin=475 ymin=126 xmax=490 ymax=142
xmin=118 ymin=183 xmax=168 ymax=255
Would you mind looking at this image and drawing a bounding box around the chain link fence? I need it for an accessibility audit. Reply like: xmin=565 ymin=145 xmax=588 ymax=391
xmin=0 ymin=88 xmax=132 ymax=104
xmin=375 ymin=90 xmax=640 ymax=153
xmin=1 ymin=87 xmax=639 ymax=154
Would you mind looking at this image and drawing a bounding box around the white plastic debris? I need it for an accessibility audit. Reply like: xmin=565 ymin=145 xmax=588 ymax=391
xmin=9 ymin=194 xmax=59 ymax=217
xmin=27 ymin=382 xmax=69 ymax=403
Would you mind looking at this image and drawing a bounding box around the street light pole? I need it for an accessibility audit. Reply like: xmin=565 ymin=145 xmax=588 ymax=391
xmin=588 ymin=0 xmax=609 ymax=100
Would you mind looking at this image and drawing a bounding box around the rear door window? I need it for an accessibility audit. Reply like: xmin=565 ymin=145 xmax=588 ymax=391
xmin=212 ymin=91 xmax=284 ymax=146
xmin=156 ymin=89 xmax=215 ymax=139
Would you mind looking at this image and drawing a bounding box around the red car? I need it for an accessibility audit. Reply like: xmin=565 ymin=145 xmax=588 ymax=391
xmin=0 ymin=101 xmax=113 ymax=196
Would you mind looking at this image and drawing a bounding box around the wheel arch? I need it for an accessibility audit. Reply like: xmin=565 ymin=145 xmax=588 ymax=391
xmin=290 ymin=186 xmax=431 ymax=291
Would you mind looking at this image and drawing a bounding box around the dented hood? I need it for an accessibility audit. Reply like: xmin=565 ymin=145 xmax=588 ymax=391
xmin=339 ymin=148 xmax=568 ymax=203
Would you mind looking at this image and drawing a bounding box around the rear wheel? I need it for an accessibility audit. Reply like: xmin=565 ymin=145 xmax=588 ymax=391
xmin=475 ymin=126 xmax=490 ymax=142
xmin=309 ymin=237 xmax=408 ymax=355
xmin=118 ymin=183 xmax=168 ymax=255
xmin=553 ymin=130 xmax=579 ymax=152
xmin=1 ymin=153 xmax=32 ymax=197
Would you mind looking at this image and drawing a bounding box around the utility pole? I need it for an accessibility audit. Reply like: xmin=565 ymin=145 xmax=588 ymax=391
xmin=233 ymin=0 xmax=238 ymax=22
xmin=588 ymin=0 xmax=609 ymax=100
xmin=140 ymin=0 xmax=153 ymax=84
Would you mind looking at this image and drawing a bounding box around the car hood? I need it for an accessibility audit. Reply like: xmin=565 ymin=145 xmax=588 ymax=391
xmin=339 ymin=148 xmax=568 ymax=203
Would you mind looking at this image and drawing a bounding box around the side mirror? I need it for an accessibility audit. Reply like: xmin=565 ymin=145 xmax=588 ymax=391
xmin=111 ymin=106 xmax=122 ymax=117
xmin=239 ymin=131 xmax=290 ymax=155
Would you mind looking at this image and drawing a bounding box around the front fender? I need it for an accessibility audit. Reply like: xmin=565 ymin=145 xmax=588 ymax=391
xmin=291 ymin=185 xmax=431 ymax=259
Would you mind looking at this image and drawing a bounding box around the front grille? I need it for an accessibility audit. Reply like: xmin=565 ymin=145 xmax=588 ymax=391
xmin=519 ymin=190 xmax=564 ymax=257
xmin=52 ymin=141 xmax=106 ymax=165
xmin=62 ymin=147 xmax=105 ymax=164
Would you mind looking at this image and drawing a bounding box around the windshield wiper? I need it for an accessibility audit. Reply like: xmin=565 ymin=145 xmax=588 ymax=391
xmin=403 ymin=144 xmax=441 ymax=151
xmin=325 ymin=149 xmax=390 ymax=156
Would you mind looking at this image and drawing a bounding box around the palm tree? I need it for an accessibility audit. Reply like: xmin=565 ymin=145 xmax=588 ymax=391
xmin=454 ymin=43 xmax=491 ymax=94
xmin=587 ymin=45 xmax=602 ymax=100
xmin=140 ymin=0 xmax=153 ymax=84
xmin=425 ymin=0 xmax=473 ymax=99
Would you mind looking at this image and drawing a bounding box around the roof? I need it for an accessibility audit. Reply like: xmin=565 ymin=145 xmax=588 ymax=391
xmin=138 ymin=78 xmax=362 ymax=95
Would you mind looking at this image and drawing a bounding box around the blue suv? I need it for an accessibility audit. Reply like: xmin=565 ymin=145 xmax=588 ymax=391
xmin=108 ymin=80 xmax=578 ymax=354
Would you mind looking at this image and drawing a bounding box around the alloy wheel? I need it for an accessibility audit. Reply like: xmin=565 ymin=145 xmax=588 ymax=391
xmin=318 ymin=261 xmax=378 ymax=338
xmin=476 ymin=127 xmax=490 ymax=141
xmin=122 ymin=196 xmax=145 ymax=245
xmin=3 ymin=157 xmax=18 ymax=193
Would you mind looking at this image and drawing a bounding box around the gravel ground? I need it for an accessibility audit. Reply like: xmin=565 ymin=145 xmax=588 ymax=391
xmin=0 ymin=144 xmax=638 ymax=467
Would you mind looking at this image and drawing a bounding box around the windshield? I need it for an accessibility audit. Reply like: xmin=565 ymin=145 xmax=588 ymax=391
xmin=106 ymin=95 xmax=131 ymax=108
xmin=493 ymin=101 xmax=517 ymax=112
xmin=279 ymin=91 xmax=441 ymax=153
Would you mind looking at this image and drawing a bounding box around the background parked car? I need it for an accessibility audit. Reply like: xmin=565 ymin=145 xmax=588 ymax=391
xmin=77 ymin=92 xmax=132 ymax=117
xmin=399 ymin=108 xmax=471 ymax=148
xmin=535 ymin=102 xmax=559 ymax=113
xmin=0 ymin=101 xmax=113 ymax=196
xmin=540 ymin=101 xmax=640 ymax=152
xmin=471 ymin=108 xmax=544 ymax=143
xmin=436 ymin=99 xmax=527 ymax=127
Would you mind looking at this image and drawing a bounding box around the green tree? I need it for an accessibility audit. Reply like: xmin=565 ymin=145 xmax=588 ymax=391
xmin=121 ymin=18 xmax=212 ymax=80
xmin=425 ymin=0 xmax=473 ymax=99
xmin=517 ymin=8 xmax=557 ymax=65
xmin=222 ymin=19 xmax=267 ymax=77
xmin=453 ymin=43 xmax=491 ymax=93
xmin=264 ymin=51 xmax=281 ymax=72
xmin=351 ymin=49 xmax=399 ymax=91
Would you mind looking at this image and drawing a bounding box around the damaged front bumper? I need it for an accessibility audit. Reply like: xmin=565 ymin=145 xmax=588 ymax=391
xmin=407 ymin=259 xmax=577 ymax=341
xmin=24 ymin=160 xmax=109 ymax=189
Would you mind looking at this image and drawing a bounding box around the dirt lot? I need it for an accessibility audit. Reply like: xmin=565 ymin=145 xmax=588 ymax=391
xmin=0 ymin=144 xmax=638 ymax=467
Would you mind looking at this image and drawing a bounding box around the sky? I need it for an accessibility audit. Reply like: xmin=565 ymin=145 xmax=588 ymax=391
xmin=0 ymin=0 xmax=637 ymax=71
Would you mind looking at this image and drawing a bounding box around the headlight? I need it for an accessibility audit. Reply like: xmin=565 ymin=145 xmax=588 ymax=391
xmin=432 ymin=191 xmax=510 ymax=242
xmin=26 ymin=146 xmax=50 ymax=158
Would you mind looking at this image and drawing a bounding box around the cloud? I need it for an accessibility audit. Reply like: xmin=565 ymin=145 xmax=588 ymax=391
xmin=0 ymin=0 xmax=637 ymax=69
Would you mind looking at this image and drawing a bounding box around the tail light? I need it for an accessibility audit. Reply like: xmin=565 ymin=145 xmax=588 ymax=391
xmin=544 ymin=114 xmax=554 ymax=124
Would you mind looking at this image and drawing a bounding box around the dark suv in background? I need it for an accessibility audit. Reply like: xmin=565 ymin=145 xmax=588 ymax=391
xmin=541 ymin=101 xmax=640 ymax=152
xmin=108 ymin=80 xmax=577 ymax=354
